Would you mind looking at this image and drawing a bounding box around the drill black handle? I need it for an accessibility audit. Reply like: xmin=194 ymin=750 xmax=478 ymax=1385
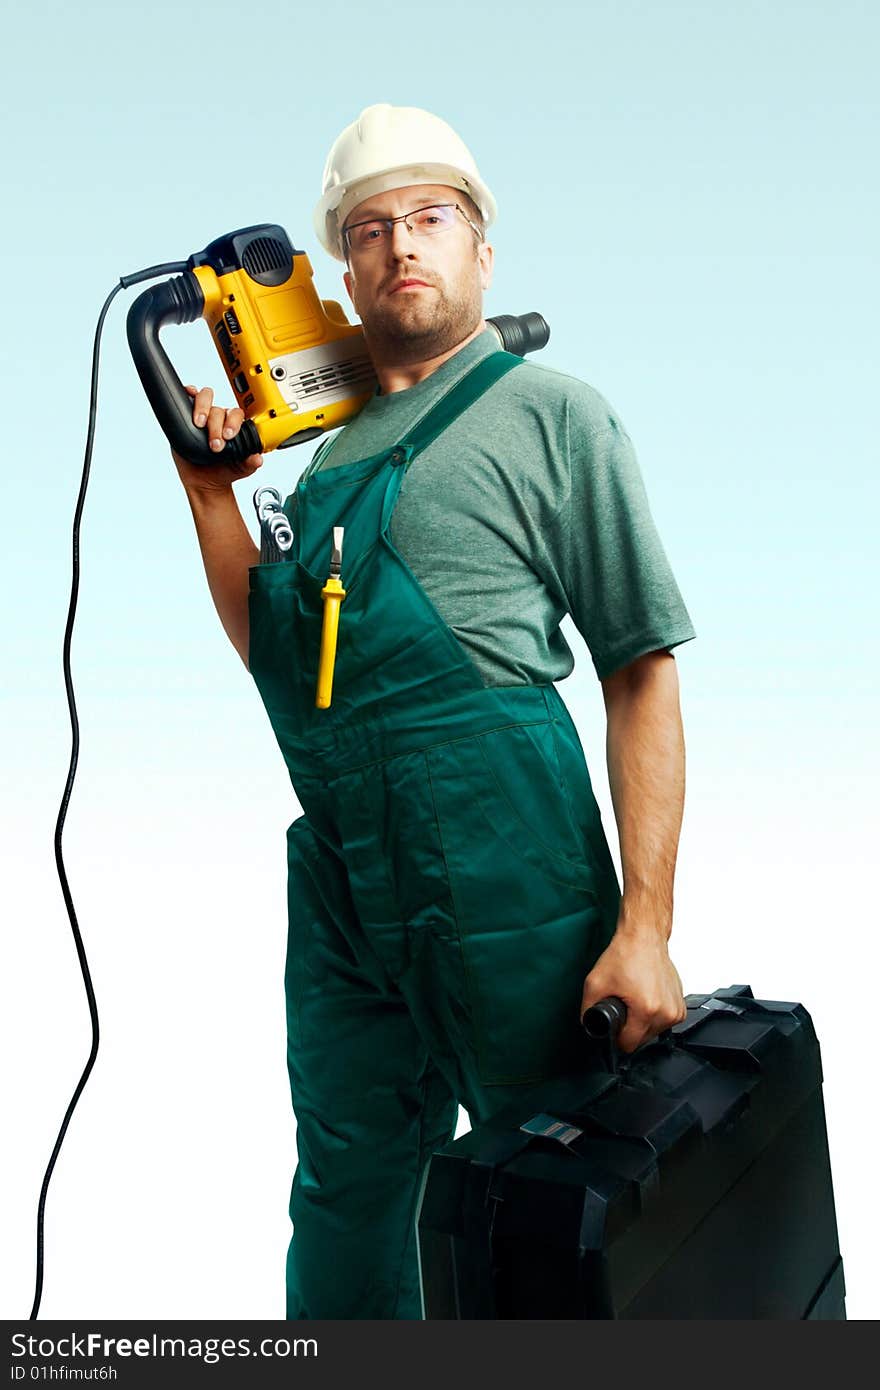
xmin=126 ymin=272 xmax=262 ymax=468
xmin=486 ymin=312 xmax=550 ymax=357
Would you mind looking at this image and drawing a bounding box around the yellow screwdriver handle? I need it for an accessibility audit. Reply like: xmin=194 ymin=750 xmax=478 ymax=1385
xmin=315 ymin=576 xmax=347 ymax=709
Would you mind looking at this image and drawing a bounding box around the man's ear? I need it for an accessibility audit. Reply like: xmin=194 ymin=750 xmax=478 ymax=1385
xmin=478 ymin=240 xmax=494 ymax=292
xmin=343 ymin=268 xmax=354 ymax=304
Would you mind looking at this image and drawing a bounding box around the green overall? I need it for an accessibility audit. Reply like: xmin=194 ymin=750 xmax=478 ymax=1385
xmin=247 ymin=350 xmax=622 ymax=1319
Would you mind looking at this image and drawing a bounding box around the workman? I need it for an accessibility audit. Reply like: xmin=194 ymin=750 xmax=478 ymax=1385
xmin=172 ymin=102 xmax=698 ymax=1320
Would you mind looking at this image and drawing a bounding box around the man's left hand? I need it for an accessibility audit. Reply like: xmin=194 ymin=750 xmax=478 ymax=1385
xmin=580 ymin=921 xmax=687 ymax=1054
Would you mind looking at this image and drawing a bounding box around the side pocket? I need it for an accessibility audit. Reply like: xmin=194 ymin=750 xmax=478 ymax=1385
xmin=471 ymin=722 xmax=599 ymax=894
xmin=426 ymin=736 xmax=606 ymax=1086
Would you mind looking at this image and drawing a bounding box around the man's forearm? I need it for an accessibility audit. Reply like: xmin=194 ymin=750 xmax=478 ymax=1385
xmin=602 ymin=650 xmax=686 ymax=940
xmin=184 ymin=484 xmax=259 ymax=669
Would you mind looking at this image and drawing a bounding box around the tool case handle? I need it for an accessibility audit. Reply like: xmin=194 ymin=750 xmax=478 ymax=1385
xmin=582 ymin=995 xmax=676 ymax=1074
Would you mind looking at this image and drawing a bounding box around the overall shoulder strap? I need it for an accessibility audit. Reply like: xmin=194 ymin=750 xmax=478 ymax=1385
xmin=298 ymin=434 xmax=337 ymax=484
xmin=398 ymin=351 xmax=525 ymax=460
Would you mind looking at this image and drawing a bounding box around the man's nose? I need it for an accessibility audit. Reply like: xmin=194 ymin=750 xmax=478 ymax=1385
xmin=387 ymin=219 xmax=420 ymax=258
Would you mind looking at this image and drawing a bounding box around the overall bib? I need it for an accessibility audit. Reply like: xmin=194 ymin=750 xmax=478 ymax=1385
xmin=247 ymin=350 xmax=622 ymax=1319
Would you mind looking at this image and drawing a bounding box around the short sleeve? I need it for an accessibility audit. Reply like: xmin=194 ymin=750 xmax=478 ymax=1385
xmin=556 ymin=412 xmax=697 ymax=681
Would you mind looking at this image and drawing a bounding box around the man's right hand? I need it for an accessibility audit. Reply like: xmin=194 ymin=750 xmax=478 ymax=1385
xmin=171 ymin=384 xmax=264 ymax=492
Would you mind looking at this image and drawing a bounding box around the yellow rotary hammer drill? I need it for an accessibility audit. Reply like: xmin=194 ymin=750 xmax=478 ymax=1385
xmin=126 ymin=222 xmax=549 ymax=467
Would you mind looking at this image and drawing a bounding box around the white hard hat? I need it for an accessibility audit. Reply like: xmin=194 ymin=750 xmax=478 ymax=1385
xmin=313 ymin=103 xmax=497 ymax=261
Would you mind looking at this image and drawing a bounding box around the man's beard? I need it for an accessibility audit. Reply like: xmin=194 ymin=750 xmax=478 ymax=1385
xmin=358 ymin=274 xmax=482 ymax=363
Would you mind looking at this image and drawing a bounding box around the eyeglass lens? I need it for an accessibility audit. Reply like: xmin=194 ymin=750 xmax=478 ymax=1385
xmin=346 ymin=204 xmax=458 ymax=251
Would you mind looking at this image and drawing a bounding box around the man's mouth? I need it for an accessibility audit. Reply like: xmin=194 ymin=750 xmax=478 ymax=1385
xmin=388 ymin=279 xmax=432 ymax=293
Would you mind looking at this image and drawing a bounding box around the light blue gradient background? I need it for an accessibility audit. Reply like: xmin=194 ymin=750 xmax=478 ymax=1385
xmin=2 ymin=0 xmax=876 ymax=1318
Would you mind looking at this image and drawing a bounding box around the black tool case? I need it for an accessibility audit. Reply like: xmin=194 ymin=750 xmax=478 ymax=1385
xmin=416 ymin=985 xmax=846 ymax=1319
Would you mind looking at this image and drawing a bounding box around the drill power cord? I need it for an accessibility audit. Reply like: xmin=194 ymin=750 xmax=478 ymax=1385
xmin=31 ymin=260 xmax=187 ymax=1320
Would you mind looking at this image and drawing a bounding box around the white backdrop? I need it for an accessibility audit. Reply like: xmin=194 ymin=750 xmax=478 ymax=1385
xmin=2 ymin=0 xmax=876 ymax=1321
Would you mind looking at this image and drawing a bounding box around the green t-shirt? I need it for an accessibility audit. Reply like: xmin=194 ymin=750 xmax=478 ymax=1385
xmin=284 ymin=327 xmax=696 ymax=685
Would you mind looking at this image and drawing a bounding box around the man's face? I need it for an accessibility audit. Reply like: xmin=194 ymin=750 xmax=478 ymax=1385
xmin=341 ymin=184 xmax=494 ymax=361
